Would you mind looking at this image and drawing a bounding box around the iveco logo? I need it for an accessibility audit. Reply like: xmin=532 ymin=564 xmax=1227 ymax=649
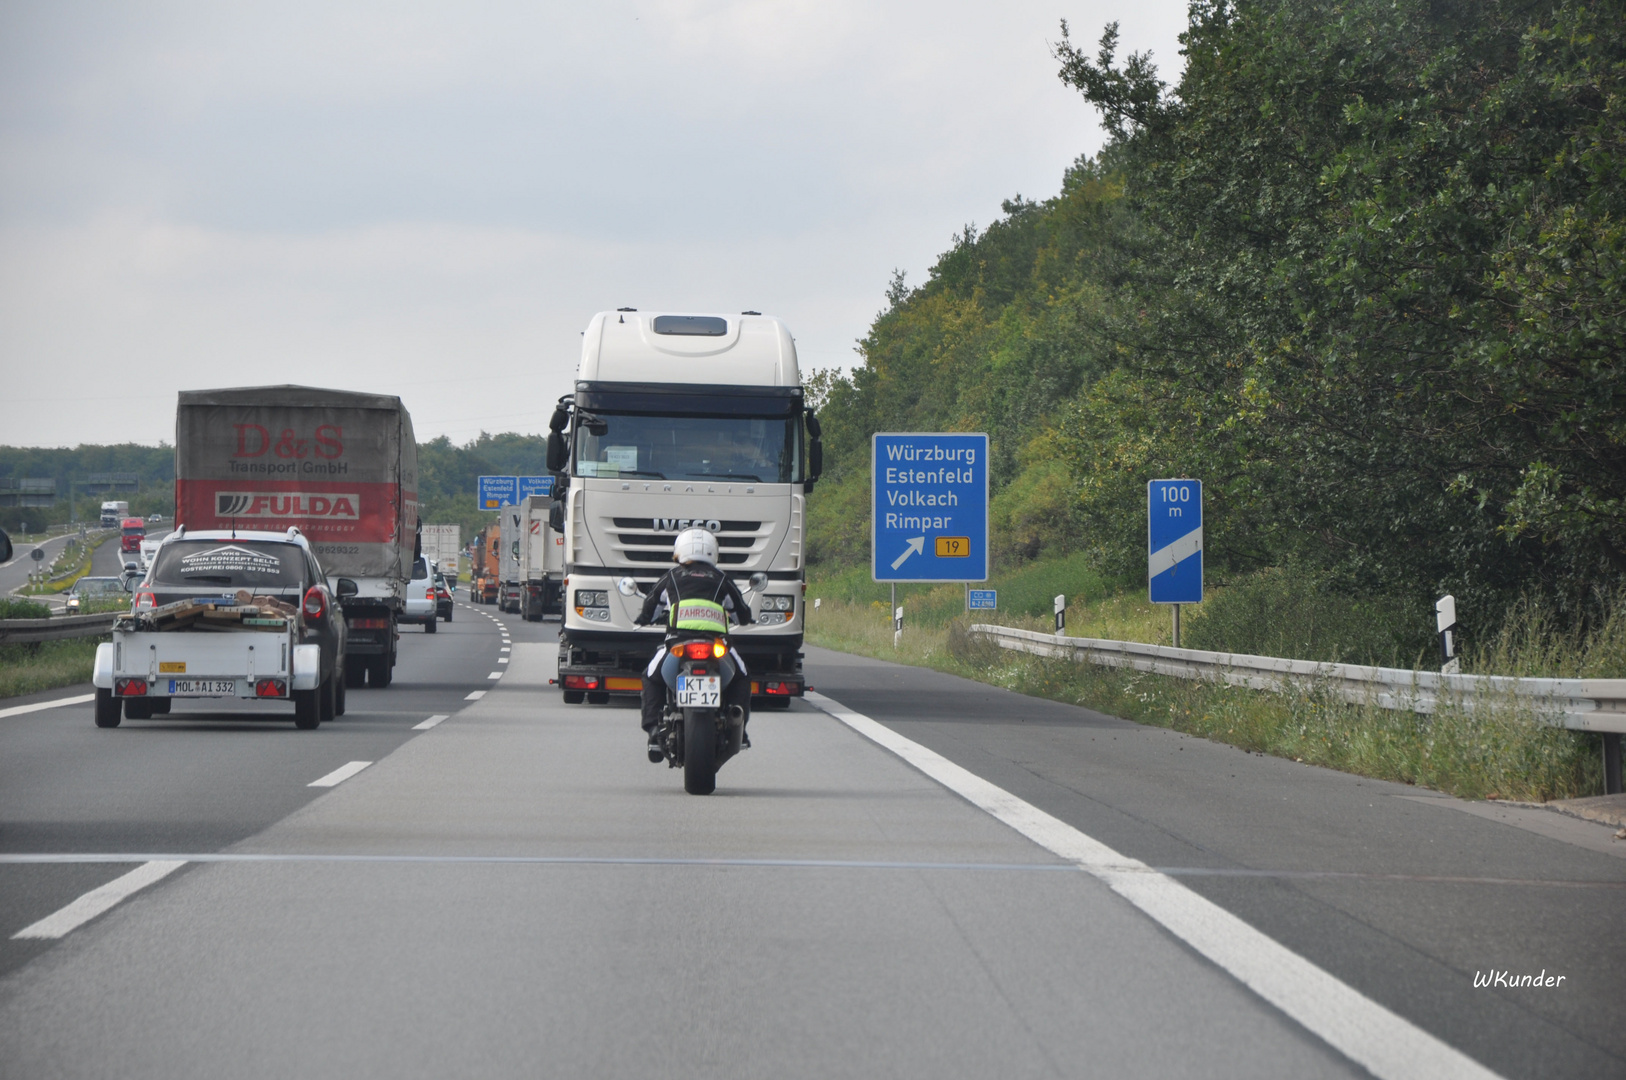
xmin=656 ymin=518 xmax=722 ymax=532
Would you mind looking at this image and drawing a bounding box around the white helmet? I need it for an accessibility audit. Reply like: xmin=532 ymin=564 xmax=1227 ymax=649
xmin=673 ymin=527 xmax=718 ymax=566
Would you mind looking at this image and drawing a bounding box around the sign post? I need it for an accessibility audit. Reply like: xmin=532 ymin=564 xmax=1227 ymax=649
xmin=477 ymin=476 xmax=519 ymax=510
xmin=872 ymin=433 xmax=988 ymax=584
xmin=1148 ymin=479 xmax=1203 ymax=647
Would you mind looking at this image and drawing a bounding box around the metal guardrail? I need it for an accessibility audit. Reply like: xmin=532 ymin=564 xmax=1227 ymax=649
xmin=969 ymin=624 xmax=1626 ymax=735
xmin=0 ymin=612 xmax=119 ymax=645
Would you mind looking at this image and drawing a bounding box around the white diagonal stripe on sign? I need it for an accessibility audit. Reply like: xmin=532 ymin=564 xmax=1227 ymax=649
xmin=1149 ymin=527 xmax=1202 ymax=578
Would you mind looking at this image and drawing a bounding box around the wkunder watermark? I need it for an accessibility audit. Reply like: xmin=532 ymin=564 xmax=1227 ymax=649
xmin=1474 ymin=969 xmax=1566 ymax=989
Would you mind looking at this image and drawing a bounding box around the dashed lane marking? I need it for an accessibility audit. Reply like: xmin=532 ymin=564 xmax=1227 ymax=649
xmin=487 ymin=672 xmax=503 ymax=680
xmin=804 ymin=690 xmax=1503 ymax=1080
xmin=308 ymin=761 xmax=373 ymax=788
xmin=0 ymin=693 xmax=96 ymax=719
xmin=497 ymin=658 xmax=509 ymax=664
xmin=412 ymin=714 xmax=450 ymax=731
xmin=12 ymin=860 xmax=185 ymax=940
xmin=464 ymin=690 xmax=486 ymax=700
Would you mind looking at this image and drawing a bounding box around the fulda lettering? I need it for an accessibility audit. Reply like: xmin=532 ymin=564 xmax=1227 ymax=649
xmin=215 ymin=492 xmax=361 ymax=519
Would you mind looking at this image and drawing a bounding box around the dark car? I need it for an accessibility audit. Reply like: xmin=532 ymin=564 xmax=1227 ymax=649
xmin=433 ymin=572 xmax=453 ymax=622
xmin=133 ymin=529 xmax=352 ymax=720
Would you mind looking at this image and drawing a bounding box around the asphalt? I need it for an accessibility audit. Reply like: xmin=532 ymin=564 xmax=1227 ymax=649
xmin=0 ymin=614 xmax=1620 ymax=1078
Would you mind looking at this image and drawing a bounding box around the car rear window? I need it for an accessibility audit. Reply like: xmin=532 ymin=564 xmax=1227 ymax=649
xmin=149 ymin=540 xmax=305 ymax=590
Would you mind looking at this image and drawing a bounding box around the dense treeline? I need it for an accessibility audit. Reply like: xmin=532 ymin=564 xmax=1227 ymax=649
xmin=809 ymin=0 xmax=1625 ymax=631
xmin=415 ymin=432 xmax=549 ymax=538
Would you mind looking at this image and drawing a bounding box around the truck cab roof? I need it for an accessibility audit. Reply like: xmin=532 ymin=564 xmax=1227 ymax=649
xmin=578 ymin=311 xmax=799 ymax=387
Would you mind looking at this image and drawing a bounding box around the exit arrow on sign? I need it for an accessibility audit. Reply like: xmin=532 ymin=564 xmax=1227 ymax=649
xmin=890 ymin=536 xmax=925 ymax=569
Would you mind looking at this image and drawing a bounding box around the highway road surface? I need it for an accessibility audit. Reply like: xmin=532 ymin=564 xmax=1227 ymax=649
xmin=0 ymin=602 xmax=1621 ymax=1078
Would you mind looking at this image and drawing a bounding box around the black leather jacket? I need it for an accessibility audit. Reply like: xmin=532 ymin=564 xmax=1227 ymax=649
xmin=634 ymin=562 xmax=755 ymax=634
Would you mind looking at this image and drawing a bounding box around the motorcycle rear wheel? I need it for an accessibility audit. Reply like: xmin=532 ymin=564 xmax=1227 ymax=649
xmin=682 ymin=708 xmax=717 ymax=795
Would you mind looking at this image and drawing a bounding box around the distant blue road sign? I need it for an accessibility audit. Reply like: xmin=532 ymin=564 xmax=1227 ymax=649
xmin=517 ymin=475 xmax=553 ymax=499
xmin=477 ymin=475 xmax=518 ymax=510
xmin=968 ymin=589 xmax=997 ymax=610
xmin=872 ymin=433 xmax=988 ymax=582
xmin=1148 ymin=479 xmax=1203 ymax=604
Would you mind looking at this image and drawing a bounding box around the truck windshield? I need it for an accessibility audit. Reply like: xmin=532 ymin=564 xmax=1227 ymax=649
xmin=149 ymin=540 xmax=305 ymax=590
xmin=574 ymin=415 xmax=800 ymax=483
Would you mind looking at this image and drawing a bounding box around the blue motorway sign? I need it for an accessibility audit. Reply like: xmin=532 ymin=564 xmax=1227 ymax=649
xmin=517 ymin=475 xmax=554 ymax=499
xmin=872 ymin=433 xmax=988 ymax=582
xmin=1148 ymin=479 xmax=1202 ymax=604
xmin=477 ymin=475 xmax=518 ymax=510
xmin=968 ymin=589 xmax=997 ymax=610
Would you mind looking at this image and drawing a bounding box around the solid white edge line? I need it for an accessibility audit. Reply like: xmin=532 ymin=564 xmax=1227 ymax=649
xmin=412 ymin=714 xmax=449 ymax=730
xmin=465 ymin=690 xmax=486 ymax=700
xmin=307 ymin=760 xmax=373 ymax=788
xmin=12 ymin=860 xmax=185 ymax=940
xmin=802 ymin=690 xmax=1503 ymax=1080
xmin=0 ymin=693 xmax=97 ymax=720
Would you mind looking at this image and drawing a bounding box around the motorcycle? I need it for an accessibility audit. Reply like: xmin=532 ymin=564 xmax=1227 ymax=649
xmin=650 ymin=633 xmax=746 ymax=795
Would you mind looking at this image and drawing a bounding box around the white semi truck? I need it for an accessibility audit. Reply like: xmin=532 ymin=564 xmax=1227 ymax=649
xmin=547 ymin=310 xmax=823 ymax=708
xmin=498 ymin=493 xmax=563 ymax=620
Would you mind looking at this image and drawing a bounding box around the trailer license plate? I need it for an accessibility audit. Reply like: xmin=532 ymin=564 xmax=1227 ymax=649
xmin=676 ymin=676 xmax=720 ymax=708
xmin=168 ymin=679 xmax=237 ymax=696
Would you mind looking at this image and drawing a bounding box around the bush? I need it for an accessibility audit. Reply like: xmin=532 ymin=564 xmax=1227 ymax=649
xmin=1183 ymin=565 xmax=1433 ymax=667
xmin=0 ymin=597 xmax=51 ymax=619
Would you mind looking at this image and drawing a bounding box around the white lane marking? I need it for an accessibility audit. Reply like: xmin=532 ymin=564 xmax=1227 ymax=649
xmin=412 ymin=714 xmax=449 ymax=730
xmin=487 ymin=671 xmax=503 ymax=679
xmin=500 ymin=646 xmax=511 ymax=652
xmin=0 ymin=693 xmax=96 ymax=720
xmin=307 ymin=760 xmax=373 ymax=788
xmin=804 ymin=691 xmax=1502 ymax=1080
xmin=465 ymin=690 xmax=486 ymax=700
xmin=12 ymin=860 xmax=185 ymax=940
xmin=497 ymin=657 xmax=509 ymax=664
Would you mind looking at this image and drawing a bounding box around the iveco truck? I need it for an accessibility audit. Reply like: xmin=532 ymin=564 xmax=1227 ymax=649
xmin=548 ymin=310 xmax=822 ymax=708
xmin=175 ymin=386 xmax=418 ymax=688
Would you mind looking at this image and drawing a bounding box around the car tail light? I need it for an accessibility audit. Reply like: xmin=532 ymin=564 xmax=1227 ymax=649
xmin=255 ymin=679 xmax=287 ymax=698
xmin=302 ymin=586 xmax=325 ymax=619
xmin=133 ymin=589 xmax=156 ymax=610
xmin=563 ymin=675 xmax=601 ymax=690
xmin=115 ymin=678 xmax=148 ymax=697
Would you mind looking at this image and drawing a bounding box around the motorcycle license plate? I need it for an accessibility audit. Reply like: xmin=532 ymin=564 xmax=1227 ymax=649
xmin=676 ymin=675 xmax=721 ymax=708
xmin=168 ymin=679 xmax=237 ymax=697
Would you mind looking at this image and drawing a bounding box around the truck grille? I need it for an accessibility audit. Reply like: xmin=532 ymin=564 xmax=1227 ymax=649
xmin=607 ymin=519 xmax=767 ymax=567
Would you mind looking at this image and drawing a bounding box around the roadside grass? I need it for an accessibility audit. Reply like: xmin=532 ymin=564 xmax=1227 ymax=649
xmin=0 ymin=598 xmax=51 ymax=619
xmin=804 ymin=557 xmax=1607 ymax=802
xmin=0 ymin=638 xmax=103 ymax=700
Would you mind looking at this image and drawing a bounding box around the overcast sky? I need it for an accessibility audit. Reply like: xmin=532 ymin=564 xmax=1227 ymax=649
xmin=0 ymin=0 xmax=1187 ymax=448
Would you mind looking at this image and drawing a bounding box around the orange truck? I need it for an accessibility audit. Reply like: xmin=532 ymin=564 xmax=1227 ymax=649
xmin=470 ymin=524 xmax=501 ymax=604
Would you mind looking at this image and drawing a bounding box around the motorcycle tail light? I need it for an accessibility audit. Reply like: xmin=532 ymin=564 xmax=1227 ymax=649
xmin=682 ymin=641 xmax=712 ymax=659
xmin=712 ymin=638 xmax=727 ymax=658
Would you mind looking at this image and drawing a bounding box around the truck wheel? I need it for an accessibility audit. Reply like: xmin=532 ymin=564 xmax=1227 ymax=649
xmin=683 ymin=709 xmax=717 ymax=795
xmin=293 ymin=688 xmax=320 ymax=729
xmin=319 ymin=676 xmax=336 ymax=723
xmin=371 ymin=656 xmax=393 ymax=688
xmin=445 ymin=609 xmax=453 ymax=623
xmin=563 ymin=690 xmax=585 ymax=704
xmin=345 ymin=656 xmax=367 ymax=689
xmin=94 ymin=689 xmax=122 ymax=728
xmin=425 ymin=617 xmax=437 ymax=634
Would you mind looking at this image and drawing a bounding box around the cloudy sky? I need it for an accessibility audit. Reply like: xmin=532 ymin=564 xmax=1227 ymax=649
xmin=0 ymin=0 xmax=1187 ymax=448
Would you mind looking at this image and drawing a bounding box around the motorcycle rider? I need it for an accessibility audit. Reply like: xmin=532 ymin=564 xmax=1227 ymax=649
xmin=634 ymin=527 xmax=755 ymax=758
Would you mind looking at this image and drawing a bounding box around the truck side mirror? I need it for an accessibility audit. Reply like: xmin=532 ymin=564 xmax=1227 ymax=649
xmin=335 ymin=578 xmax=359 ymax=598
xmin=549 ymin=499 xmax=565 ymax=532
xmin=546 ymin=431 xmax=568 ymax=472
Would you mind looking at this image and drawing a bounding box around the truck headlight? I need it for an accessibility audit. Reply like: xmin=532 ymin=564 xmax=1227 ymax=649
xmin=761 ymin=595 xmax=793 ymax=612
xmin=574 ymin=590 xmax=609 ymax=608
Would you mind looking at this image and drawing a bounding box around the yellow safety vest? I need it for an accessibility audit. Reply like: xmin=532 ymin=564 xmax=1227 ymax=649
xmin=672 ymin=598 xmax=728 ymax=634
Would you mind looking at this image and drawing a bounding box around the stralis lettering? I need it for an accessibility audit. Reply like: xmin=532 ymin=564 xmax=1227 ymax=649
xmin=233 ymin=424 xmax=344 ymax=460
xmin=216 ymin=492 xmax=361 ymax=519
